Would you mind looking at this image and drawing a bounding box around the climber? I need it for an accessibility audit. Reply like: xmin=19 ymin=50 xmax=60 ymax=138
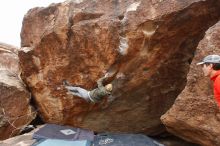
xmin=64 ymin=73 xmax=114 ymax=103
xmin=197 ymin=54 xmax=220 ymax=108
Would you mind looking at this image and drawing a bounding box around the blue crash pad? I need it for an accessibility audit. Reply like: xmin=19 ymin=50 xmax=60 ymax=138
xmin=33 ymin=139 xmax=91 ymax=146
xmin=33 ymin=124 xmax=94 ymax=141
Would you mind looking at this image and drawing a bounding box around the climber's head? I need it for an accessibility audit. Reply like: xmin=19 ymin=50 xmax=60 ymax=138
xmin=105 ymin=84 xmax=113 ymax=92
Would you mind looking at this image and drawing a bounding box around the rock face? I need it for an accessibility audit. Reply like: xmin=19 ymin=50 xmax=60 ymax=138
xmin=19 ymin=0 xmax=220 ymax=134
xmin=161 ymin=22 xmax=220 ymax=146
xmin=0 ymin=43 xmax=36 ymax=140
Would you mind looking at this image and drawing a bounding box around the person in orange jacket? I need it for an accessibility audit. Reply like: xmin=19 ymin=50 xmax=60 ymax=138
xmin=197 ymin=54 xmax=220 ymax=108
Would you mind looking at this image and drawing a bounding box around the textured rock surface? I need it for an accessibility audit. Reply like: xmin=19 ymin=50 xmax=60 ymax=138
xmin=0 ymin=125 xmax=42 ymax=146
xmin=155 ymin=135 xmax=199 ymax=146
xmin=19 ymin=0 xmax=220 ymax=134
xmin=161 ymin=22 xmax=220 ymax=146
xmin=0 ymin=43 xmax=36 ymax=140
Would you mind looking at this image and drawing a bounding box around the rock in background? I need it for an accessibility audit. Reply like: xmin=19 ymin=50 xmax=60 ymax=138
xmin=19 ymin=0 xmax=220 ymax=135
xmin=161 ymin=22 xmax=220 ymax=146
xmin=0 ymin=43 xmax=36 ymax=140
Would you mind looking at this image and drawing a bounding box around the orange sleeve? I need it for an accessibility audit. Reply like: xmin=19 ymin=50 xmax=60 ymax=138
xmin=214 ymin=76 xmax=220 ymax=108
xmin=215 ymin=76 xmax=220 ymax=93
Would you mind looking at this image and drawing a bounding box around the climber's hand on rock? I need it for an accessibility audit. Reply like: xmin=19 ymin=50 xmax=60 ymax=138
xmin=104 ymin=72 xmax=112 ymax=78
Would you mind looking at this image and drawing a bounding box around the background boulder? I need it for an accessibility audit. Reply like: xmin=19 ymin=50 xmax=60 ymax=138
xmin=161 ymin=21 xmax=220 ymax=146
xmin=0 ymin=43 xmax=36 ymax=140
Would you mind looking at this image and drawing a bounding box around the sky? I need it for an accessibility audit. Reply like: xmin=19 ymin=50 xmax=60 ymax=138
xmin=0 ymin=0 xmax=65 ymax=47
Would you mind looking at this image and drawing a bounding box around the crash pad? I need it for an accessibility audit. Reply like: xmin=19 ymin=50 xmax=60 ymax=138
xmin=33 ymin=139 xmax=91 ymax=146
xmin=33 ymin=124 xmax=94 ymax=141
xmin=92 ymin=133 xmax=164 ymax=146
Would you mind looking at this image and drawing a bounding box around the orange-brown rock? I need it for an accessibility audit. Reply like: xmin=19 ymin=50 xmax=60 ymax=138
xmin=0 ymin=43 xmax=36 ymax=140
xmin=19 ymin=0 xmax=220 ymax=135
xmin=161 ymin=22 xmax=220 ymax=146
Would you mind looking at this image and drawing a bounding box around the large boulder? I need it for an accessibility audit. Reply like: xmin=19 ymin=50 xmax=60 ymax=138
xmin=19 ymin=0 xmax=220 ymax=134
xmin=161 ymin=22 xmax=220 ymax=146
xmin=0 ymin=43 xmax=36 ymax=140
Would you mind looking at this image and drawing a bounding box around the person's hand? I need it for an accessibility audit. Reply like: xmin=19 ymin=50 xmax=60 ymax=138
xmin=104 ymin=73 xmax=109 ymax=78
xmin=105 ymin=72 xmax=112 ymax=78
